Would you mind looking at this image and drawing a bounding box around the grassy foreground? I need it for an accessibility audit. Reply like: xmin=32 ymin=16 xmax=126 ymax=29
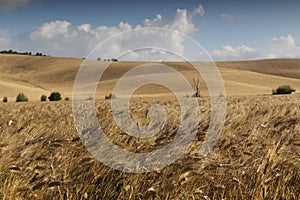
xmin=0 ymin=95 xmax=299 ymax=199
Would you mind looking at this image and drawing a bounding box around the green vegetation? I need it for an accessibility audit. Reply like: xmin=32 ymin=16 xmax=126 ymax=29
xmin=272 ymin=85 xmax=295 ymax=95
xmin=40 ymin=95 xmax=47 ymax=101
xmin=2 ymin=97 xmax=7 ymax=103
xmin=64 ymin=97 xmax=70 ymax=101
xmin=16 ymin=93 xmax=28 ymax=102
xmin=48 ymin=92 xmax=62 ymax=101
xmin=105 ymin=93 xmax=116 ymax=100
xmin=0 ymin=49 xmax=47 ymax=56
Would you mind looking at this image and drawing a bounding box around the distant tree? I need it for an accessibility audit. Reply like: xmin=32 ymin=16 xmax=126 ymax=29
xmin=111 ymin=58 xmax=118 ymax=62
xmin=48 ymin=92 xmax=62 ymax=101
xmin=64 ymin=97 xmax=70 ymax=101
xmin=97 ymin=57 xmax=101 ymax=61
xmin=35 ymin=52 xmax=43 ymax=56
xmin=40 ymin=95 xmax=47 ymax=101
xmin=192 ymin=78 xmax=201 ymax=97
xmin=16 ymin=93 xmax=28 ymax=102
xmin=2 ymin=96 xmax=8 ymax=103
xmin=105 ymin=93 xmax=116 ymax=100
xmin=272 ymin=85 xmax=295 ymax=95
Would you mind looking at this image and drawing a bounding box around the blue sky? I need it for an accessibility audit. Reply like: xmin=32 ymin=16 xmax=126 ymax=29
xmin=0 ymin=0 xmax=300 ymax=61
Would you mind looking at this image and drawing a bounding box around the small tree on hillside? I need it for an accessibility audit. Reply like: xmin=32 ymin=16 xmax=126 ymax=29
xmin=3 ymin=96 xmax=8 ymax=103
xmin=272 ymin=85 xmax=296 ymax=95
xmin=40 ymin=95 xmax=47 ymax=101
xmin=105 ymin=93 xmax=116 ymax=100
xmin=16 ymin=93 xmax=28 ymax=102
xmin=48 ymin=92 xmax=62 ymax=101
xmin=193 ymin=78 xmax=201 ymax=97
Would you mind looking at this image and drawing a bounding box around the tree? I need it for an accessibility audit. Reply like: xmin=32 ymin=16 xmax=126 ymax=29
xmin=97 ymin=57 xmax=101 ymax=61
xmin=2 ymin=97 xmax=8 ymax=103
xmin=40 ymin=95 xmax=47 ymax=101
xmin=16 ymin=93 xmax=28 ymax=102
xmin=48 ymin=92 xmax=62 ymax=101
xmin=105 ymin=93 xmax=116 ymax=100
xmin=193 ymin=78 xmax=201 ymax=97
xmin=272 ymin=85 xmax=295 ymax=95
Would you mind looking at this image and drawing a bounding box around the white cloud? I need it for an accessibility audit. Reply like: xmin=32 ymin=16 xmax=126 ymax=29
xmin=270 ymin=34 xmax=295 ymax=48
xmin=221 ymin=13 xmax=236 ymax=22
xmin=0 ymin=4 xmax=205 ymax=60
xmin=210 ymin=45 xmax=259 ymax=61
xmin=0 ymin=0 xmax=35 ymax=10
xmin=0 ymin=29 xmax=9 ymax=36
xmin=208 ymin=34 xmax=300 ymax=61
xmin=267 ymin=35 xmax=300 ymax=58
xmin=193 ymin=4 xmax=205 ymax=16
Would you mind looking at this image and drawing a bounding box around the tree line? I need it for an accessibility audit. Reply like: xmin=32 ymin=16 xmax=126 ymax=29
xmin=0 ymin=49 xmax=48 ymax=56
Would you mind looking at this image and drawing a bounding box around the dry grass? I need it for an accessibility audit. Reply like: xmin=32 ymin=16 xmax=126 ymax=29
xmin=1 ymin=55 xmax=300 ymax=100
xmin=0 ymin=94 xmax=299 ymax=199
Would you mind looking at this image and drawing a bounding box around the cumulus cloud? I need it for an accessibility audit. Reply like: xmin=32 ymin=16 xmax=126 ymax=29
xmin=221 ymin=13 xmax=236 ymax=22
xmin=267 ymin=34 xmax=300 ymax=58
xmin=0 ymin=4 xmax=205 ymax=60
xmin=210 ymin=45 xmax=259 ymax=61
xmin=209 ymin=34 xmax=300 ymax=61
xmin=0 ymin=0 xmax=35 ymax=10
xmin=193 ymin=4 xmax=205 ymax=16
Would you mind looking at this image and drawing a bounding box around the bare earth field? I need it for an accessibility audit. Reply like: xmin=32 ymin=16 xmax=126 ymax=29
xmin=0 ymin=55 xmax=300 ymax=199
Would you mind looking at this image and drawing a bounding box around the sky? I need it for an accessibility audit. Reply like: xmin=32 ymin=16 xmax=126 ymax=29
xmin=0 ymin=0 xmax=300 ymax=61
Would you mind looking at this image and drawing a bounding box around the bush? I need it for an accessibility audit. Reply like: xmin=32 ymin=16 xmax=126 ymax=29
xmin=86 ymin=96 xmax=93 ymax=101
xmin=40 ymin=95 xmax=47 ymax=101
xmin=3 ymin=96 xmax=8 ymax=102
xmin=105 ymin=93 xmax=116 ymax=100
xmin=48 ymin=92 xmax=62 ymax=101
xmin=272 ymin=85 xmax=295 ymax=95
xmin=192 ymin=92 xmax=201 ymax=98
xmin=64 ymin=97 xmax=70 ymax=101
xmin=16 ymin=93 xmax=28 ymax=102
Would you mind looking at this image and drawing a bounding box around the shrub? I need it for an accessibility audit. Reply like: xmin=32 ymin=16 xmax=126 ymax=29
xmin=40 ymin=95 xmax=47 ymax=101
xmin=64 ymin=97 xmax=70 ymax=101
xmin=105 ymin=93 xmax=116 ymax=100
xmin=3 ymin=96 xmax=8 ymax=102
xmin=86 ymin=96 xmax=93 ymax=101
xmin=192 ymin=92 xmax=201 ymax=98
xmin=16 ymin=93 xmax=28 ymax=102
xmin=272 ymin=85 xmax=295 ymax=95
xmin=48 ymin=92 xmax=62 ymax=101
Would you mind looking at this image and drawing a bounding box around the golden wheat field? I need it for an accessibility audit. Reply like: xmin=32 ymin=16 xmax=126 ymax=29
xmin=0 ymin=95 xmax=300 ymax=199
xmin=0 ymin=55 xmax=300 ymax=199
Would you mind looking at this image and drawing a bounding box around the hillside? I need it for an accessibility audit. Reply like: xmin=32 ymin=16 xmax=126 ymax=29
xmin=1 ymin=55 xmax=300 ymax=100
xmin=1 ymin=55 xmax=300 ymax=199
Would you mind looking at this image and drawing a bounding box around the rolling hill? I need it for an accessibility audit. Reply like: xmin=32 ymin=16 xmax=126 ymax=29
xmin=1 ymin=54 xmax=300 ymax=100
xmin=0 ymin=54 xmax=300 ymax=199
